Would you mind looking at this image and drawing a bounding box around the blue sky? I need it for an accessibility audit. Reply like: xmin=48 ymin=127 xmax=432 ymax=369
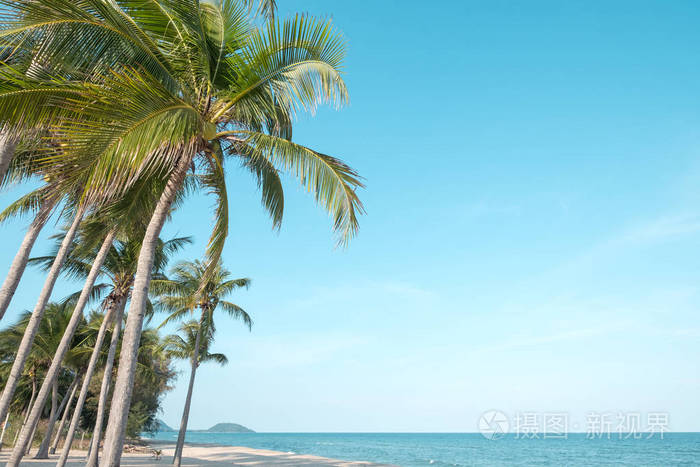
xmin=2 ymin=0 xmax=700 ymax=432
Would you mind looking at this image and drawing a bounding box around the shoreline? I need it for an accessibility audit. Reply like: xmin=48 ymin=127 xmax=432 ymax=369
xmin=149 ymin=439 xmax=397 ymax=466
xmin=0 ymin=441 xmax=396 ymax=466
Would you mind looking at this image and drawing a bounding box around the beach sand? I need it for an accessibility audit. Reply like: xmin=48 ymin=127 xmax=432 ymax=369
xmin=0 ymin=441 xmax=396 ymax=466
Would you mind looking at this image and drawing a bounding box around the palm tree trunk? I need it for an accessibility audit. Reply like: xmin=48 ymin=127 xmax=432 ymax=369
xmin=173 ymin=312 xmax=204 ymax=467
xmin=0 ymin=205 xmax=84 ymax=429
xmin=85 ymin=296 xmax=126 ymax=467
xmin=13 ymin=373 xmax=36 ymax=446
xmin=101 ymin=152 xmax=194 ymax=467
xmin=49 ymin=380 xmax=58 ymax=425
xmin=0 ymin=198 xmax=56 ymax=322
xmin=8 ymin=227 xmax=115 ymax=466
xmin=0 ymin=412 xmax=9 ymax=450
xmin=50 ymin=375 xmax=81 ymax=454
xmin=56 ymin=294 xmax=120 ymax=467
xmin=24 ymin=415 xmax=38 ymax=455
xmin=0 ymin=130 xmax=17 ymax=185
xmin=34 ymin=373 xmax=78 ymax=458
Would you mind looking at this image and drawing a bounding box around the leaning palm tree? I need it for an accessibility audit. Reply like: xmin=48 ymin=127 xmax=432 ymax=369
xmin=33 ymin=338 xmax=87 ymax=459
xmin=1 ymin=3 xmax=362 ymax=464
xmin=153 ymin=259 xmax=251 ymax=466
xmin=0 ymin=158 xmax=118 ymax=434
xmin=23 ymin=231 xmax=190 ymax=467
xmin=161 ymin=321 xmax=228 ymax=464
xmin=7 ymin=221 xmax=114 ymax=462
xmin=9 ymin=164 xmax=195 ymax=465
xmin=0 ymin=140 xmax=64 ymax=323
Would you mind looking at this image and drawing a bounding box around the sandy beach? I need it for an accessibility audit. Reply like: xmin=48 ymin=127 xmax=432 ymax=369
xmin=0 ymin=441 xmax=396 ymax=466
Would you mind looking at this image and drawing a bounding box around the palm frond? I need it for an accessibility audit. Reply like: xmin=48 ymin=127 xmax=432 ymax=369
xmin=218 ymin=300 xmax=252 ymax=330
xmin=225 ymin=131 xmax=363 ymax=245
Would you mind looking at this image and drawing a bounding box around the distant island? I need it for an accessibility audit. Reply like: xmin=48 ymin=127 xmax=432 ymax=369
xmin=198 ymin=423 xmax=255 ymax=433
xmin=155 ymin=419 xmax=254 ymax=433
xmin=156 ymin=419 xmax=175 ymax=432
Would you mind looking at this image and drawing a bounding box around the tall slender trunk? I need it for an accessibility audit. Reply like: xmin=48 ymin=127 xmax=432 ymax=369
xmin=0 ymin=130 xmax=17 ymax=186
xmin=101 ymin=152 xmax=194 ymax=467
xmin=14 ymin=374 xmax=36 ymax=446
xmin=8 ymin=228 xmax=115 ymax=466
xmin=49 ymin=380 xmax=58 ymax=425
xmin=24 ymin=414 xmax=38 ymax=455
xmin=0 ymin=205 xmax=84 ymax=427
xmin=35 ymin=373 xmax=78 ymax=458
xmin=0 ymin=198 xmax=56 ymax=322
xmin=21 ymin=378 xmax=58 ymax=457
xmin=173 ymin=311 xmax=205 ymax=467
xmin=56 ymin=294 xmax=121 ymax=467
xmin=50 ymin=375 xmax=81 ymax=454
xmin=0 ymin=412 xmax=9 ymax=450
xmin=22 ymin=375 xmax=37 ymax=424
xmin=85 ymin=297 xmax=126 ymax=467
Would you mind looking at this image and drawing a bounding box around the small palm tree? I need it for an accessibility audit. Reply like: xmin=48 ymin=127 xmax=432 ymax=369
xmin=154 ymin=259 xmax=251 ymax=467
xmin=162 ymin=320 xmax=228 ymax=460
xmin=163 ymin=321 xmax=229 ymax=367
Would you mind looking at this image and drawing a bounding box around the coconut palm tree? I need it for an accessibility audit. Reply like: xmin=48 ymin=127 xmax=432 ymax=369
xmin=32 ymin=313 xmax=91 ymax=459
xmin=0 ymin=191 xmax=56 ymax=323
xmin=0 ymin=134 xmax=98 ymax=323
xmin=8 ymin=227 xmax=114 ymax=461
xmin=154 ymin=259 xmax=251 ymax=466
xmin=0 ymin=4 xmax=361 ymax=464
xmin=83 ymin=308 xmax=125 ymax=467
xmin=8 ymin=164 xmax=195 ymax=465
xmin=0 ymin=203 xmax=84 ymax=427
xmin=23 ymin=233 xmax=190 ymax=467
xmin=48 ymin=374 xmax=80 ymax=455
xmin=162 ymin=320 xmax=228 ymax=464
xmin=0 ymin=169 xmax=109 ymax=432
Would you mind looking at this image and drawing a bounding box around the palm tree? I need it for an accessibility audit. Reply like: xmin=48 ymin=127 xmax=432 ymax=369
xmin=0 ymin=303 xmax=85 ymax=451
xmin=1 ymin=3 xmax=362 ymax=464
xmin=162 ymin=320 xmax=228 ymax=460
xmin=9 ymin=228 xmax=114 ymax=461
xmin=83 ymin=307 xmax=125 ymax=467
xmin=26 ymin=233 xmax=190 ymax=467
xmin=0 ymin=195 xmax=92 ymax=431
xmin=8 ymin=165 xmax=193 ymax=465
xmin=48 ymin=374 xmax=80 ymax=455
xmin=0 ymin=137 xmax=101 ymax=323
xmin=154 ymin=259 xmax=251 ymax=466
xmin=0 ymin=192 xmax=56 ymax=322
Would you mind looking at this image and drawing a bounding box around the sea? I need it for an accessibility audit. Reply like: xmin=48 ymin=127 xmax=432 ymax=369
xmin=145 ymin=432 xmax=700 ymax=466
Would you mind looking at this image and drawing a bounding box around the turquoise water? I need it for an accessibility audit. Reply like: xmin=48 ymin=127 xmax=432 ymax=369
xmin=146 ymin=432 xmax=700 ymax=466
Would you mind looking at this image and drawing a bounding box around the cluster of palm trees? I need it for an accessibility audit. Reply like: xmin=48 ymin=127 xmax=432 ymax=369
xmin=1 ymin=250 xmax=250 ymax=467
xmin=0 ymin=0 xmax=362 ymax=466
